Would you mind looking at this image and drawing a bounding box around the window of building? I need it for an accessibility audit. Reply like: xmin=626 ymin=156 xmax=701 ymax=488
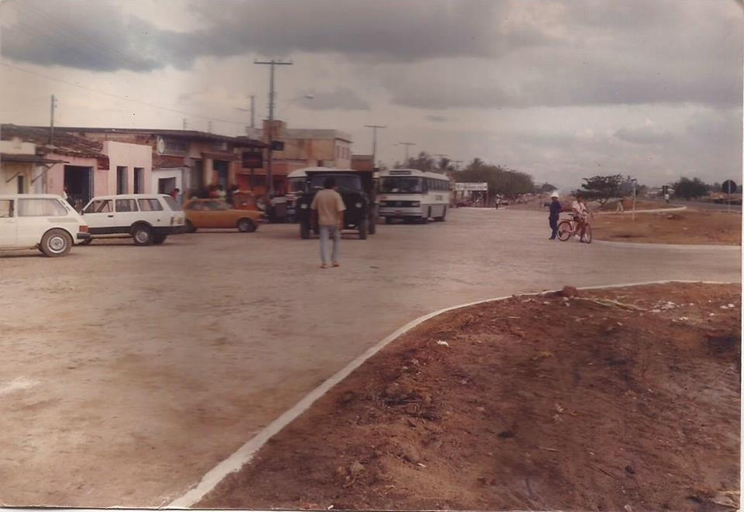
xmin=117 ymin=166 xmax=128 ymax=194
xmin=164 ymin=138 xmax=189 ymax=155
xmin=134 ymin=168 xmax=145 ymax=194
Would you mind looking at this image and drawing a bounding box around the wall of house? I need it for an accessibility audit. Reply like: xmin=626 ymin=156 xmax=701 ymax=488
xmin=43 ymin=153 xmax=102 ymax=196
xmin=103 ymin=141 xmax=152 ymax=194
xmin=0 ymin=162 xmax=32 ymax=194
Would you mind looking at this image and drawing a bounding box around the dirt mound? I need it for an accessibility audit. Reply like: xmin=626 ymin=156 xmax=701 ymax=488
xmin=200 ymin=283 xmax=740 ymax=511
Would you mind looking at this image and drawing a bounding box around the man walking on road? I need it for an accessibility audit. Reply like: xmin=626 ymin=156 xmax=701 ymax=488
xmin=548 ymin=191 xmax=562 ymax=239
xmin=311 ymin=177 xmax=346 ymax=269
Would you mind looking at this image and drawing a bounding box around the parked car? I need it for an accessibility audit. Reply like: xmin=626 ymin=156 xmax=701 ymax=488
xmin=296 ymin=167 xmax=377 ymax=240
xmin=0 ymin=194 xmax=90 ymax=257
xmin=81 ymin=194 xmax=185 ymax=246
xmin=183 ymin=199 xmax=263 ymax=233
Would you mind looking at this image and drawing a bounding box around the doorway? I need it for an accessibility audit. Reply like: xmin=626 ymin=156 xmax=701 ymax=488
xmin=214 ymin=160 xmax=229 ymax=188
xmin=64 ymin=165 xmax=93 ymax=210
xmin=158 ymin=177 xmax=177 ymax=194
xmin=134 ymin=167 xmax=144 ymax=194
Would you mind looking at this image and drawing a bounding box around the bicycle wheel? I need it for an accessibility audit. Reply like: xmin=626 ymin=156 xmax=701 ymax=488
xmin=557 ymin=220 xmax=573 ymax=241
xmin=582 ymin=224 xmax=593 ymax=244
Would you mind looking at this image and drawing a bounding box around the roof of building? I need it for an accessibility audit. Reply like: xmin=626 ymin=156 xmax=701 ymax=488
xmin=283 ymin=129 xmax=352 ymax=142
xmin=0 ymin=153 xmax=68 ymax=164
xmin=53 ymin=126 xmax=265 ymax=146
xmin=1 ymin=124 xmax=105 ymax=158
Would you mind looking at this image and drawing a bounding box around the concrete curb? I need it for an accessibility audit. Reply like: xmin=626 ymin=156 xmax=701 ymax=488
xmin=592 ymin=240 xmax=741 ymax=250
xmin=594 ymin=206 xmax=687 ymax=215
xmin=166 ymin=279 xmax=738 ymax=508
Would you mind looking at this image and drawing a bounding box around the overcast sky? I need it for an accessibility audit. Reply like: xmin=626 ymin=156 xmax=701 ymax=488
xmin=0 ymin=0 xmax=741 ymax=189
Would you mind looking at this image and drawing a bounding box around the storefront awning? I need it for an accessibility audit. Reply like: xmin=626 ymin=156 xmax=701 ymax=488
xmin=1 ymin=153 xmax=68 ymax=164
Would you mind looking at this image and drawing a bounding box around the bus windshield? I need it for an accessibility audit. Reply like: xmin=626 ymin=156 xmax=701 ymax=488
xmin=380 ymin=177 xmax=422 ymax=194
xmin=309 ymin=175 xmax=362 ymax=193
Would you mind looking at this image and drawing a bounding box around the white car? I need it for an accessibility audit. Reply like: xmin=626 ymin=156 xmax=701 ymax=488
xmin=81 ymin=194 xmax=185 ymax=246
xmin=0 ymin=194 xmax=90 ymax=257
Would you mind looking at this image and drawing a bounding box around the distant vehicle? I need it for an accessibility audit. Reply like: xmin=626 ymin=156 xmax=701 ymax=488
xmin=295 ymin=167 xmax=377 ymax=239
xmin=183 ymin=198 xmax=263 ymax=233
xmin=0 ymin=194 xmax=90 ymax=257
xmin=81 ymin=194 xmax=185 ymax=246
xmin=378 ymin=169 xmax=451 ymax=223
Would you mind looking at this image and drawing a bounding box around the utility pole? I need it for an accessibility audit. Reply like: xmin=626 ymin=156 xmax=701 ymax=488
xmin=208 ymin=121 xmax=213 ymax=133
xmin=398 ymin=142 xmax=416 ymax=163
xmin=250 ymin=95 xmax=255 ymax=128
xmin=182 ymin=118 xmax=188 ymax=130
xmin=364 ymin=125 xmax=386 ymax=167
xmin=255 ymin=59 xmax=293 ymax=197
xmin=48 ymin=94 xmax=57 ymax=145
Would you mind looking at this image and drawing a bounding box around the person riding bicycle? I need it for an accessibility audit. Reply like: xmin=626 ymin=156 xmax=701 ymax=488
xmin=571 ymin=193 xmax=590 ymax=243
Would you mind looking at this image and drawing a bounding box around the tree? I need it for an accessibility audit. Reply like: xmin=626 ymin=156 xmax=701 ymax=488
xmin=456 ymin=162 xmax=535 ymax=199
xmin=394 ymin=151 xmax=436 ymax=172
xmin=536 ymin=182 xmax=557 ymax=193
xmin=578 ymin=174 xmax=624 ymax=206
xmin=673 ymin=177 xmax=710 ymax=200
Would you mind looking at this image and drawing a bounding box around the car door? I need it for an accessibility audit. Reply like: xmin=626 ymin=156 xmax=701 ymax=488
xmin=0 ymin=199 xmax=17 ymax=247
xmin=82 ymin=199 xmax=115 ymax=234
xmin=184 ymin=201 xmax=207 ymax=228
xmin=114 ymin=198 xmax=140 ymax=233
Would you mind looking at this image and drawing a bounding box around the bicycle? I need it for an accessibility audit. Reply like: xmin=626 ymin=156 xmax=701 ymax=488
xmin=557 ymin=213 xmax=593 ymax=243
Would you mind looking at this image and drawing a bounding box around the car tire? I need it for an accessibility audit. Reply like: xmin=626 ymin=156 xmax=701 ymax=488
xmin=153 ymin=234 xmax=168 ymax=245
xmin=40 ymin=229 xmax=73 ymax=257
xmin=359 ymin=218 xmax=368 ymax=240
xmin=300 ymin=221 xmax=310 ymax=239
xmin=132 ymin=224 xmax=154 ymax=246
xmin=185 ymin=220 xmax=197 ymax=233
xmin=237 ymin=218 xmax=257 ymax=233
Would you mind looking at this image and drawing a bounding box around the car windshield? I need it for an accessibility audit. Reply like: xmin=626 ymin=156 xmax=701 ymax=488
xmin=162 ymin=196 xmax=182 ymax=211
xmin=380 ymin=177 xmax=423 ymax=194
xmin=309 ymin=175 xmax=362 ymax=193
xmin=288 ymin=178 xmax=307 ymax=193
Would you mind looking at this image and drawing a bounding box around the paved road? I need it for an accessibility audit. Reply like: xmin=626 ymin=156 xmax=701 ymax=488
xmin=0 ymin=209 xmax=739 ymax=507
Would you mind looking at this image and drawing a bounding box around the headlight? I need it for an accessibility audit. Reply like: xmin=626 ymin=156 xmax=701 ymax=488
xmin=300 ymin=203 xmax=308 ymax=209
xmin=412 ymin=201 xmax=420 ymax=207
xmin=355 ymin=202 xmax=362 ymax=208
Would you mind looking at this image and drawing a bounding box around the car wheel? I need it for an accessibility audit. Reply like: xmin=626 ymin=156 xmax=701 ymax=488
xmin=185 ymin=220 xmax=197 ymax=233
xmin=153 ymin=234 xmax=168 ymax=245
xmin=237 ymin=218 xmax=257 ymax=233
xmin=132 ymin=224 xmax=154 ymax=246
xmin=40 ymin=229 xmax=72 ymax=257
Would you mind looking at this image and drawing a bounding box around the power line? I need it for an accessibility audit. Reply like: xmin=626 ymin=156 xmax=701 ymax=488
xmin=1 ymin=61 xmax=246 ymax=127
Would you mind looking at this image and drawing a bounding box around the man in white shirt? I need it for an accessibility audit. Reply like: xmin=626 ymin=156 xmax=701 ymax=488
xmin=311 ymin=177 xmax=346 ymax=269
xmin=571 ymin=194 xmax=590 ymax=242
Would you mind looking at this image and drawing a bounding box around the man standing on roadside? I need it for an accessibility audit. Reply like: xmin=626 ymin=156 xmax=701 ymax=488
xmin=311 ymin=177 xmax=346 ymax=269
xmin=548 ymin=191 xmax=562 ymax=239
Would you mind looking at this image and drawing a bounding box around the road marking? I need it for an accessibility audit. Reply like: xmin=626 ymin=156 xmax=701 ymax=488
xmin=166 ymin=279 xmax=737 ymax=508
xmin=0 ymin=377 xmax=39 ymax=396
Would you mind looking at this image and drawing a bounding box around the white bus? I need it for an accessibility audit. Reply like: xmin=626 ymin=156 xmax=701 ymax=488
xmin=378 ymin=169 xmax=451 ymax=223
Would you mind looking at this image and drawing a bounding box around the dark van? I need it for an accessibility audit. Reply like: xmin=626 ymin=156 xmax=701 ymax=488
xmin=296 ymin=168 xmax=377 ymax=239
